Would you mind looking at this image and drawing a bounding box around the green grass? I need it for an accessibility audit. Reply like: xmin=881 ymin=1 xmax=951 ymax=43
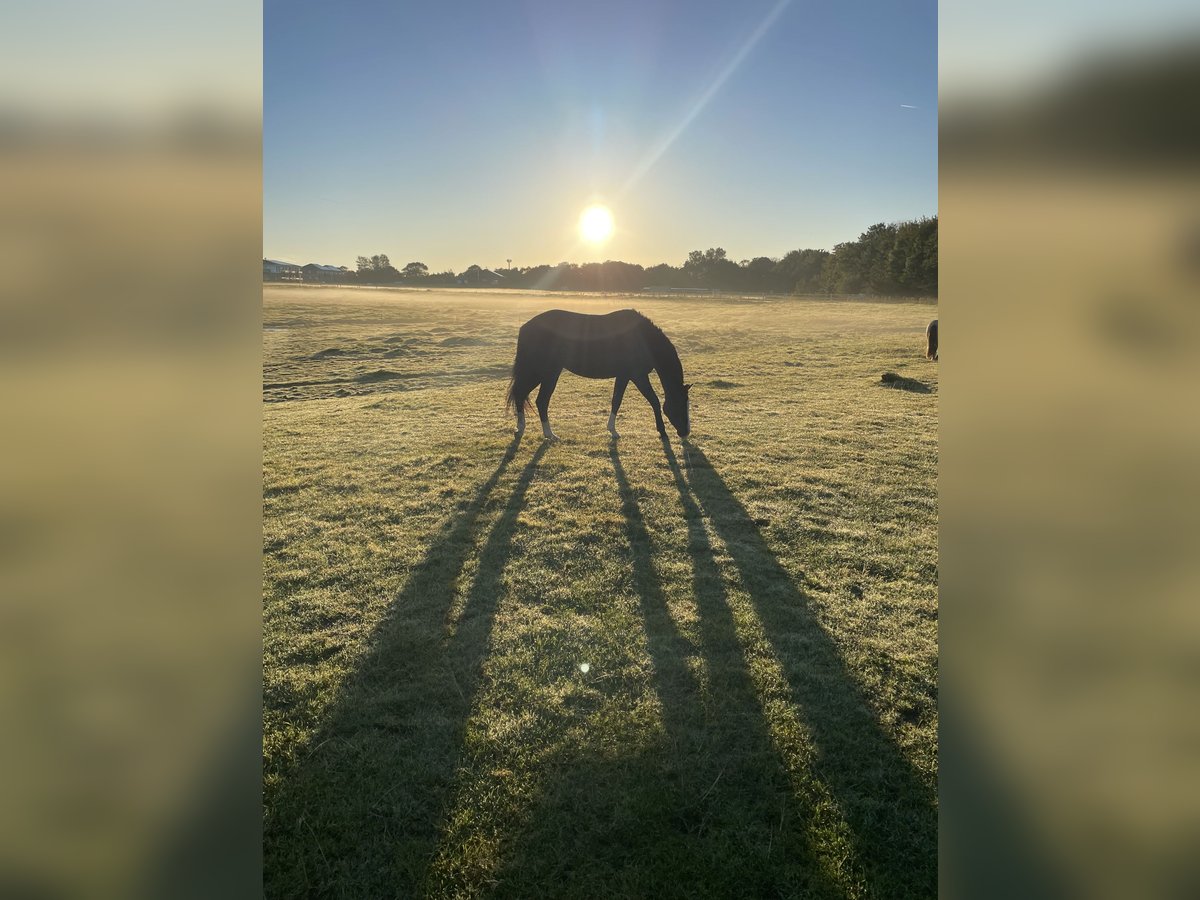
xmin=263 ymin=286 xmax=938 ymax=899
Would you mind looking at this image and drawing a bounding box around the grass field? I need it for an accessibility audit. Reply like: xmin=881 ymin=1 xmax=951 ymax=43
xmin=263 ymin=285 xmax=938 ymax=899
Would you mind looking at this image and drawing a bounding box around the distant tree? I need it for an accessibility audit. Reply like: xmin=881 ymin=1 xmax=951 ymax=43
xmin=777 ymin=248 xmax=831 ymax=294
xmin=602 ymin=260 xmax=646 ymax=291
xmin=644 ymin=262 xmax=687 ymax=289
xmin=900 ymin=217 xmax=937 ymax=296
xmin=402 ymin=261 xmax=429 ymax=279
xmin=683 ymin=247 xmax=739 ymax=289
xmin=822 ymin=241 xmax=866 ymax=293
xmin=520 ymin=264 xmax=554 ymax=289
xmin=683 ymin=248 xmax=728 ymax=271
xmin=857 ymin=222 xmax=898 ymax=293
xmin=353 ymin=253 xmax=399 ymax=283
xmin=743 ymin=256 xmax=779 ymax=292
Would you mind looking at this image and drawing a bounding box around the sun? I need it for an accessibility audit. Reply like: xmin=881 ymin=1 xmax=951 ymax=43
xmin=578 ymin=205 xmax=614 ymax=243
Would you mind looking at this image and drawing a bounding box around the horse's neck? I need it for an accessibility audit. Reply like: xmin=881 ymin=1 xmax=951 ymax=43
xmin=650 ymin=338 xmax=683 ymax=393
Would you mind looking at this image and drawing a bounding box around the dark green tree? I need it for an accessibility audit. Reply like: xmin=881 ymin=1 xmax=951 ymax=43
xmin=776 ymin=248 xmax=831 ymax=293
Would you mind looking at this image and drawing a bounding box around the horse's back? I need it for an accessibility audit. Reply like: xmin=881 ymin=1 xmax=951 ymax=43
xmin=517 ymin=309 xmax=653 ymax=378
xmin=522 ymin=308 xmax=642 ymax=336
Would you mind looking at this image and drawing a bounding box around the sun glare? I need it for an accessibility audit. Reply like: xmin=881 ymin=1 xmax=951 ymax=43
xmin=579 ymin=205 xmax=614 ymax=243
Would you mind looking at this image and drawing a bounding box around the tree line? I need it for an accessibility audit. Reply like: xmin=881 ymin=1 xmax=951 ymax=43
xmin=350 ymin=216 xmax=936 ymax=296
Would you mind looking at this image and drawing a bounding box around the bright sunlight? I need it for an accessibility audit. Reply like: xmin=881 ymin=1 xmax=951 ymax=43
xmin=578 ymin=205 xmax=614 ymax=243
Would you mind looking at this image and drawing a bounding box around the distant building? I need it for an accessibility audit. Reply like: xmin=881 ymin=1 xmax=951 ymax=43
xmin=263 ymin=259 xmax=301 ymax=282
xmin=456 ymin=266 xmax=505 ymax=286
xmin=302 ymin=263 xmax=351 ymax=283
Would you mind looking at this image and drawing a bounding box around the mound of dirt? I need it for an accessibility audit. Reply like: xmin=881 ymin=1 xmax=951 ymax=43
xmin=356 ymin=369 xmax=413 ymax=383
xmin=439 ymin=336 xmax=489 ymax=347
xmin=880 ymin=372 xmax=931 ymax=393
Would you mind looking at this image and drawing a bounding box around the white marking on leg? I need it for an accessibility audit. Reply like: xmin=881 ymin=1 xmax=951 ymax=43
xmin=607 ymin=412 xmax=619 ymax=437
xmin=542 ymin=419 xmax=556 ymax=440
xmin=515 ymin=408 xmax=525 ymax=435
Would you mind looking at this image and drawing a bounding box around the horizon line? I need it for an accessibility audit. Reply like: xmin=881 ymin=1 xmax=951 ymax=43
xmin=264 ymin=212 xmax=938 ymax=271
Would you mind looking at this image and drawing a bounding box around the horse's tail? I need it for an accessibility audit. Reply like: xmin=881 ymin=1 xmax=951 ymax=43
xmin=505 ymin=371 xmax=529 ymax=413
xmin=926 ymin=319 xmax=938 ymax=360
xmin=505 ymin=335 xmax=534 ymax=413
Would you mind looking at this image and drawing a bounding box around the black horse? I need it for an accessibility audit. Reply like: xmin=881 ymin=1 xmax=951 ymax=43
xmin=926 ymin=318 xmax=938 ymax=361
xmin=506 ymin=309 xmax=691 ymax=440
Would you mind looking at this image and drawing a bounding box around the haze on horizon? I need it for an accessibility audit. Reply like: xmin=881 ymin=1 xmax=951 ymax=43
xmin=265 ymin=0 xmax=936 ymax=272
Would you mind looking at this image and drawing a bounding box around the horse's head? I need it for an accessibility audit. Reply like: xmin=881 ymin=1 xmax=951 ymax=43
xmin=664 ymin=383 xmax=692 ymax=438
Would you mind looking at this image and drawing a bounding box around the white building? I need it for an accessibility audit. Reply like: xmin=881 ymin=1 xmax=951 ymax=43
xmin=263 ymin=259 xmax=302 ymax=281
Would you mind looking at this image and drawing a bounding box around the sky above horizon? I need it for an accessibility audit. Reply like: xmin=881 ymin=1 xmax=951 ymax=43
xmin=265 ymin=0 xmax=936 ymax=272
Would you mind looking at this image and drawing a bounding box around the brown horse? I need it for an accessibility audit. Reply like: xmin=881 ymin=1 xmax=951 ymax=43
xmin=926 ymin=319 xmax=938 ymax=361
xmin=506 ymin=309 xmax=691 ymax=440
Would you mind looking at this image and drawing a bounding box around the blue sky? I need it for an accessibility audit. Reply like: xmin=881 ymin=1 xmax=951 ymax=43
xmin=265 ymin=0 xmax=936 ymax=271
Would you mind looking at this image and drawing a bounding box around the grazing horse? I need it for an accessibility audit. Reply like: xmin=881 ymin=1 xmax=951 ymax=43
xmin=926 ymin=319 xmax=938 ymax=361
xmin=506 ymin=309 xmax=691 ymax=440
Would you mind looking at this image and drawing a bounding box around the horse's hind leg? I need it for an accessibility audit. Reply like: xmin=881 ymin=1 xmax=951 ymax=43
xmin=511 ymin=375 xmax=538 ymax=436
xmin=508 ymin=374 xmax=537 ymax=441
xmin=608 ymin=378 xmax=628 ymax=438
xmin=536 ymin=369 xmax=561 ymax=440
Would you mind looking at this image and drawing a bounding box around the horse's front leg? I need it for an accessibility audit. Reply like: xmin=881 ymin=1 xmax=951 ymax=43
xmin=536 ymin=369 xmax=561 ymax=440
xmin=632 ymin=375 xmax=665 ymax=434
xmin=608 ymin=378 xmax=628 ymax=438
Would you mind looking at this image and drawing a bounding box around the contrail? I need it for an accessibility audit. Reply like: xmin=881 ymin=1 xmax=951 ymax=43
xmin=900 ymin=104 xmax=918 ymax=109
xmin=618 ymin=0 xmax=794 ymax=198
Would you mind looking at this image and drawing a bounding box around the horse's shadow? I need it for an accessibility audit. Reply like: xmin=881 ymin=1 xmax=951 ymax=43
xmin=668 ymin=438 xmax=937 ymax=897
xmin=264 ymin=436 xmax=548 ymax=898
xmin=265 ymin=433 xmax=936 ymax=898
xmin=481 ymin=441 xmax=846 ymax=897
xmin=483 ymin=439 xmax=935 ymax=897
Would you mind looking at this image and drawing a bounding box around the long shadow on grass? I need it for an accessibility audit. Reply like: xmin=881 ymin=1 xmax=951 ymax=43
xmin=263 ymin=437 xmax=547 ymax=899
xmin=671 ymin=440 xmax=938 ymax=898
xmin=480 ymin=444 xmax=844 ymax=899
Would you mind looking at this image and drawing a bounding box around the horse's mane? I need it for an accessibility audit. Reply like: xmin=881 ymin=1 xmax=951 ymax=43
xmin=633 ymin=310 xmax=683 ymax=386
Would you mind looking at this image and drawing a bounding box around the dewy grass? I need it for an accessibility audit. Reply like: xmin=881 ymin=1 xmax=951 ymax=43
xmin=263 ymin=286 xmax=938 ymax=899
